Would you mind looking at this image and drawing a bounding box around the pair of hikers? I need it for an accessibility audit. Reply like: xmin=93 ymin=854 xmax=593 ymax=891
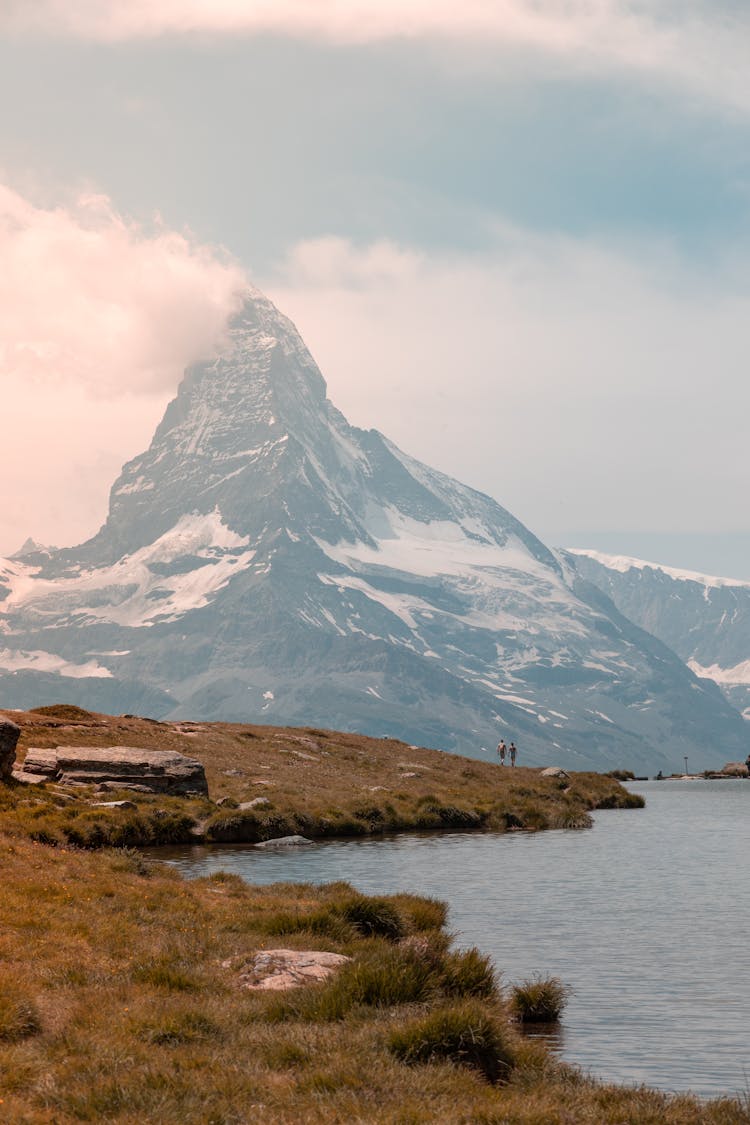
xmin=497 ymin=739 xmax=517 ymax=767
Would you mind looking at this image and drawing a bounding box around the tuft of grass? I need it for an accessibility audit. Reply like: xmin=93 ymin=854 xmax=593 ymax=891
xmin=102 ymin=846 xmax=153 ymax=877
xmin=134 ymin=1010 xmax=222 ymax=1046
xmin=0 ymin=989 xmax=41 ymax=1042
xmin=261 ymin=905 xmax=357 ymax=943
xmin=511 ymin=975 xmax=570 ymax=1023
xmin=339 ymin=894 xmax=405 ymax=941
xmin=388 ymin=1001 xmax=516 ymax=1085
xmin=440 ymin=948 xmax=498 ymax=999
xmin=131 ymin=955 xmax=201 ymax=992
xmin=391 ymin=893 xmax=447 ymax=932
xmin=268 ymin=943 xmax=437 ymax=1022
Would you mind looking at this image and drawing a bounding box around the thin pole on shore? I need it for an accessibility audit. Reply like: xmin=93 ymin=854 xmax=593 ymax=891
xmin=684 ymin=756 xmax=689 ymax=776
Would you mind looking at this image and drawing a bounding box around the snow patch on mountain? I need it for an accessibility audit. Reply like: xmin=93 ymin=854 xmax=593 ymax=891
xmin=0 ymin=509 xmax=253 ymax=628
xmin=568 ymin=548 xmax=750 ymax=590
xmin=689 ymin=658 xmax=750 ymax=686
xmin=0 ymin=649 xmax=112 ymax=678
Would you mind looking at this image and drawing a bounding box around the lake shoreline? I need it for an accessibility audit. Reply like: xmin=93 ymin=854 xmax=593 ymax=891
xmin=0 ymin=704 xmax=643 ymax=850
xmin=0 ymin=825 xmax=747 ymax=1122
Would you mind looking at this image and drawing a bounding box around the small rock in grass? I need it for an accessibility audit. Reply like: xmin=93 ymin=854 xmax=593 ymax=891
xmin=227 ymin=949 xmax=350 ymax=991
xmin=92 ymin=800 xmax=138 ymax=811
xmin=239 ymin=797 xmax=271 ymax=810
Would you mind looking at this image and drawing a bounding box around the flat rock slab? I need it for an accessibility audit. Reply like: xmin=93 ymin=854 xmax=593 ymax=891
xmin=229 ymin=949 xmax=351 ymax=991
xmin=254 ymin=835 xmax=312 ymax=849
xmin=15 ymin=746 xmax=208 ymax=796
xmin=540 ymin=767 xmax=570 ymax=779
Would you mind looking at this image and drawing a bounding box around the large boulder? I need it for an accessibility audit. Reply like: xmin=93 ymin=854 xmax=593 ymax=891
xmin=0 ymin=718 xmax=20 ymax=781
xmin=14 ymin=745 xmax=208 ymax=795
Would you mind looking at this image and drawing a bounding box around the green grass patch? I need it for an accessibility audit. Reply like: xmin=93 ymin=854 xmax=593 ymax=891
xmin=388 ymin=1001 xmax=516 ymax=1084
xmin=511 ymin=975 xmax=570 ymax=1023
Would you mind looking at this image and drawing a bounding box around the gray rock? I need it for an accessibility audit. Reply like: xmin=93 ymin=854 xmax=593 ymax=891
xmin=240 ymin=797 xmax=271 ymax=810
xmin=216 ymin=796 xmax=239 ymax=808
xmin=0 ymin=718 xmax=20 ymax=781
xmin=540 ymin=767 xmax=570 ymax=779
xmin=92 ymin=800 xmax=138 ymax=810
xmin=15 ymin=746 xmax=208 ymax=796
xmin=254 ymin=835 xmax=312 ymax=849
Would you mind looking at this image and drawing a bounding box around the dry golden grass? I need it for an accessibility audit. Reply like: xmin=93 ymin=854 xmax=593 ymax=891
xmin=0 ymin=705 xmax=643 ymax=848
xmin=0 ymin=830 xmax=745 ymax=1124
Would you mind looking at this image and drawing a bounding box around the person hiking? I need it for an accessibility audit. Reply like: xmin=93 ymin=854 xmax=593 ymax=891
xmin=509 ymin=742 xmax=517 ymax=767
xmin=497 ymin=740 xmax=506 ymax=765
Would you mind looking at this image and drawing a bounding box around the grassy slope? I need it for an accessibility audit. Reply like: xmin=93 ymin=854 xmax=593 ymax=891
xmin=0 ymin=707 xmax=743 ymax=1122
xmin=0 ymin=834 xmax=746 ymax=1124
xmin=0 ymin=705 xmax=642 ymax=848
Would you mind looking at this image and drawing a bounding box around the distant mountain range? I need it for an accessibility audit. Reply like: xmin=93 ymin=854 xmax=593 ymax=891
xmin=567 ymin=550 xmax=750 ymax=722
xmin=0 ymin=289 xmax=746 ymax=772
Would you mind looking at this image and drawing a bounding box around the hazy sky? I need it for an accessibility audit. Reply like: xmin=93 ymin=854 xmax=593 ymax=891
xmin=2 ymin=2 xmax=749 ymax=576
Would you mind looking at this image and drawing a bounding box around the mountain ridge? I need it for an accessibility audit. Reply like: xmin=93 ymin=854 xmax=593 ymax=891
xmin=567 ymin=548 xmax=750 ymax=721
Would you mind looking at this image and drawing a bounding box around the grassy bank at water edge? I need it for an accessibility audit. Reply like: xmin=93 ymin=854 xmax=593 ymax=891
xmin=0 ymin=833 xmax=745 ymax=1124
xmin=0 ymin=705 xmax=642 ymax=848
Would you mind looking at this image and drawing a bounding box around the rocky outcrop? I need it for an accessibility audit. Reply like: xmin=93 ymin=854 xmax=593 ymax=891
xmin=0 ymin=718 xmax=20 ymax=781
xmin=14 ymin=746 xmax=208 ymax=795
xmin=226 ymin=949 xmax=350 ymax=991
xmin=718 ymin=762 xmax=749 ymax=777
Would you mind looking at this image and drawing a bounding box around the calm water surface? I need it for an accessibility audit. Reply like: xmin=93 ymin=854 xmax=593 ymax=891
xmin=162 ymin=780 xmax=750 ymax=1098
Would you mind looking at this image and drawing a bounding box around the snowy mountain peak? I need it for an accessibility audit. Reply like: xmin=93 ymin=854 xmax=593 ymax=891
xmin=0 ymin=287 xmax=746 ymax=771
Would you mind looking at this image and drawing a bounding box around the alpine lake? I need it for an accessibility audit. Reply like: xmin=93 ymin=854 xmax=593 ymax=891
xmin=158 ymin=778 xmax=750 ymax=1100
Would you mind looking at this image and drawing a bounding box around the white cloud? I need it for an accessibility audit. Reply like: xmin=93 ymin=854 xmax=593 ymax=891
xmin=266 ymin=232 xmax=750 ymax=542
xmin=0 ymin=185 xmax=245 ymax=397
xmin=5 ymin=1 xmax=750 ymax=112
xmin=2 ymin=182 xmax=748 ymax=561
xmin=0 ymin=184 xmax=245 ymax=554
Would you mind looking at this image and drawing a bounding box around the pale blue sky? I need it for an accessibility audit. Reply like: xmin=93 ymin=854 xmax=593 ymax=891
xmin=1 ymin=4 xmax=749 ymax=576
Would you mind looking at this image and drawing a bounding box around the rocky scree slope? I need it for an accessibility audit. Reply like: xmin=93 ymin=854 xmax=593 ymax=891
xmin=0 ymin=290 xmax=746 ymax=772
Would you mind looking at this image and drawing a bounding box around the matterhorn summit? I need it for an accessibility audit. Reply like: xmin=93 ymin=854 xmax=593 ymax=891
xmin=0 ymin=291 xmax=745 ymax=771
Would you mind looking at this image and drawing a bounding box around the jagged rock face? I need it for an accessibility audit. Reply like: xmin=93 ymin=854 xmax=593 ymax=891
xmin=0 ymin=718 xmax=20 ymax=781
xmin=567 ymin=551 xmax=750 ymax=721
xmin=0 ymin=290 xmax=747 ymax=773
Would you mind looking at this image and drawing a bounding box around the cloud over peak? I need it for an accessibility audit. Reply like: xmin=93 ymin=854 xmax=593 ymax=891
xmin=0 ymin=185 xmax=246 ymax=397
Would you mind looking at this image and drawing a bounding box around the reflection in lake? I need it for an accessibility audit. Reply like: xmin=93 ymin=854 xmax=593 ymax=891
xmin=159 ymin=780 xmax=750 ymax=1098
